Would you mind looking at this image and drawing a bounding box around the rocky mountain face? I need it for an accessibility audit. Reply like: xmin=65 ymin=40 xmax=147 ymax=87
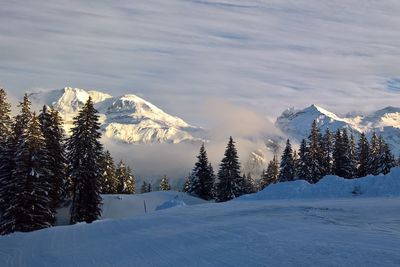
xmin=30 ymin=87 xmax=203 ymax=144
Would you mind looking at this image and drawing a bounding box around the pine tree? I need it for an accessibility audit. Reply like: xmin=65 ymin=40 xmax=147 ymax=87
xmin=278 ymin=139 xmax=295 ymax=182
xmin=99 ymin=151 xmax=118 ymax=194
xmin=297 ymin=139 xmax=311 ymax=181
xmin=369 ymin=132 xmax=380 ymax=175
xmin=243 ymin=172 xmax=256 ymax=194
xmin=357 ymin=133 xmax=370 ymax=177
xmin=320 ymin=128 xmax=333 ymax=176
xmin=67 ymin=97 xmax=103 ymax=224
xmin=306 ymin=120 xmax=323 ymax=183
xmin=189 ymin=144 xmax=215 ymax=200
xmin=333 ymin=129 xmax=352 ymax=178
xmin=147 ymin=183 xmax=152 ymax=192
xmin=377 ymin=136 xmax=395 ymax=175
xmin=260 ymin=155 xmax=279 ymax=189
xmin=182 ymin=174 xmax=192 ymax=193
xmin=159 ymin=175 xmax=171 ymax=191
xmin=215 ymin=137 xmax=245 ymax=202
xmin=140 ymin=181 xmax=148 ymax=193
xmin=39 ymin=106 xmax=67 ymax=210
xmin=348 ymin=134 xmax=357 ymax=178
xmin=1 ymin=114 xmax=54 ymax=234
xmin=0 ymin=89 xmax=13 ymax=220
xmin=115 ymin=161 xmax=135 ymax=194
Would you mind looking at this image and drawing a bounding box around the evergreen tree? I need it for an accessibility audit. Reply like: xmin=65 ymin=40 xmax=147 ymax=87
xmin=39 ymin=106 xmax=67 ymax=210
xmin=215 ymin=137 xmax=245 ymax=202
xmin=1 ymin=114 xmax=54 ymax=234
xmin=182 ymin=174 xmax=192 ymax=193
xmin=320 ymin=128 xmax=333 ymax=176
xmin=260 ymin=155 xmax=279 ymax=189
xmin=67 ymin=97 xmax=103 ymax=224
xmin=140 ymin=181 xmax=148 ymax=194
xmin=159 ymin=175 xmax=171 ymax=191
xmin=306 ymin=120 xmax=323 ymax=183
xmin=243 ymin=172 xmax=257 ymax=194
xmin=147 ymin=183 xmax=152 ymax=192
xmin=348 ymin=134 xmax=357 ymax=178
xmin=189 ymin=144 xmax=215 ymax=200
xmin=0 ymin=89 xmax=13 ymax=219
xmin=297 ymin=139 xmax=311 ymax=181
xmin=369 ymin=132 xmax=380 ymax=175
xmin=333 ymin=129 xmax=352 ymax=178
xmin=357 ymin=133 xmax=370 ymax=177
xmin=115 ymin=161 xmax=135 ymax=194
xmin=278 ymin=139 xmax=295 ymax=182
xmin=99 ymin=151 xmax=118 ymax=194
xmin=292 ymin=150 xmax=299 ymax=178
xmin=377 ymin=136 xmax=395 ymax=175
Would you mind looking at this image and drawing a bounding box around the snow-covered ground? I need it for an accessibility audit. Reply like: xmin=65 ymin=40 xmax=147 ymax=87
xmin=56 ymin=191 xmax=207 ymax=225
xmin=1 ymin=197 xmax=399 ymax=266
xmin=2 ymin=170 xmax=400 ymax=266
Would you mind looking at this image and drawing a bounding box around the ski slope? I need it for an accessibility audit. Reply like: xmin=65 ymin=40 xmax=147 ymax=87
xmin=1 ymin=197 xmax=400 ymax=266
xmin=56 ymin=191 xmax=207 ymax=225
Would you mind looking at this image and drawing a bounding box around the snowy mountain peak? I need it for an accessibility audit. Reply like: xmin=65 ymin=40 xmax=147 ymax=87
xmin=30 ymin=87 xmax=201 ymax=144
xmin=275 ymin=104 xmax=400 ymax=154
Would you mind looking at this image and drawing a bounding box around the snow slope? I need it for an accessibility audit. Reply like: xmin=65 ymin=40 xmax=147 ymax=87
xmin=56 ymin=191 xmax=207 ymax=225
xmin=1 ymin=198 xmax=399 ymax=266
xmin=276 ymin=104 xmax=400 ymax=154
xmin=30 ymin=87 xmax=203 ymax=144
xmin=2 ymin=170 xmax=400 ymax=266
xmin=240 ymin=167 xmax=400 ymax=201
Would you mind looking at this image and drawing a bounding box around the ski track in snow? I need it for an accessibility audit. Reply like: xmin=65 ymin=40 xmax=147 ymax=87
xmin=1 ymin=197 xmax=400 ymax=266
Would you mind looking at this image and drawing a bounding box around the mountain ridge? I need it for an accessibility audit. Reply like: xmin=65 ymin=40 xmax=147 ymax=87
xmin=30 ymin=87 xmax=203 ymax=144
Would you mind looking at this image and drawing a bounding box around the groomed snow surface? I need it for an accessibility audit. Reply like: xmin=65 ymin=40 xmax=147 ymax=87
xmin=1 ymin=170 xmax=400 ymax=266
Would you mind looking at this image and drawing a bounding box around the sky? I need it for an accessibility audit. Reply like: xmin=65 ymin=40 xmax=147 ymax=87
xmin=1 ymin=0 xmax=400 ymax=125
xmin=2 ymin=0 xmax=400 ymax=179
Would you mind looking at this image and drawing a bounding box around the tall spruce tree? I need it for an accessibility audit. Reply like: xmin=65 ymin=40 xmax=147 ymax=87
xmin=0 ymin=89 xmax=13 ymax=220
xmin=320 ymin=128 xmax=333 ymax=176
xmin=357 ymin=132 xmax=370 ymax=177
xmin=67 ymin=97 xmax=103 ymax=224
xmin=348 ymin=134 xmax=357 ymax=178
xmin=278 ymin=139 xmax=295 ymax=182
xmin=189 ymin=144 xmax=215 ymax=200
xmin=377 ymin=136 xmax=395 ymax=175
xmin=369 ymin=132 xmax=380 ymax=175
xmin=1 ymin=113 xmax=54 ymax=234
xmin=215 ymin=137 xmax=245 ymax=202
xmin=297 ymin=139 xmax=311 ymax=181
xmin=333 ymin=129 xmax=352 ymax=178
xmin=306 ymin=120 xmax=323 ymax=183
xmin=99 ymin=151 xmax=118 ymax=194
xmin=39 ymin=106 xmax=67 ymax=210
xmin=260 ymin=155 xmax=279 ymax=189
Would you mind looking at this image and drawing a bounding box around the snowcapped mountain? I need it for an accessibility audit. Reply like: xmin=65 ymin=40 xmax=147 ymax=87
xmin=30 ymin=87 xmax=203 ymax=144
xmin=276 ymin=104 xmax=400 ymax=154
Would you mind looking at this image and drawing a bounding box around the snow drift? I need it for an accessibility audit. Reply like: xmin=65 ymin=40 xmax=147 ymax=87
xmin=240 ymin=167 xmax=400 ymax=201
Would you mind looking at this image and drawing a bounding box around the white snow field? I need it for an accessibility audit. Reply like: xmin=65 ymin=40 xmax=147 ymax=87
xmin=56 ymin=191 xmax=207 ymax=225
xmin=1 ymin=172 xmax=400 ymax=266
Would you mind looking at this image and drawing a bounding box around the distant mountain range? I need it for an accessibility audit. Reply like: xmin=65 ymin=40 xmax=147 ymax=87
xmin=30 ymin=87 xmax=400 ymax=162
xmin=30 ymin=87 xmax=203 ymax=144
xmin=276 ymin=104 xmax=400 ymax=155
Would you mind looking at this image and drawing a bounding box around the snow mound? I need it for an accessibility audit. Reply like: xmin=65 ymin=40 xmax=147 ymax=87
xmin=239 ymin=167 xmax=400 ymax=201
xmin=155 ymin=199 xmax=187 ymax=211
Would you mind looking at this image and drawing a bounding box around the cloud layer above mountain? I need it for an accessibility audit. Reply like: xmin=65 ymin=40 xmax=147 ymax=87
xmin=2 ymin=0 xmax=400 ymax=124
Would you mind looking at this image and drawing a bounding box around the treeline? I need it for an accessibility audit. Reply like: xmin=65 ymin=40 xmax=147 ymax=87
xmin=185 ymin=121 xmax=397 ymax=202
xmin=0 ymin=89 xmax=135 ymax=235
